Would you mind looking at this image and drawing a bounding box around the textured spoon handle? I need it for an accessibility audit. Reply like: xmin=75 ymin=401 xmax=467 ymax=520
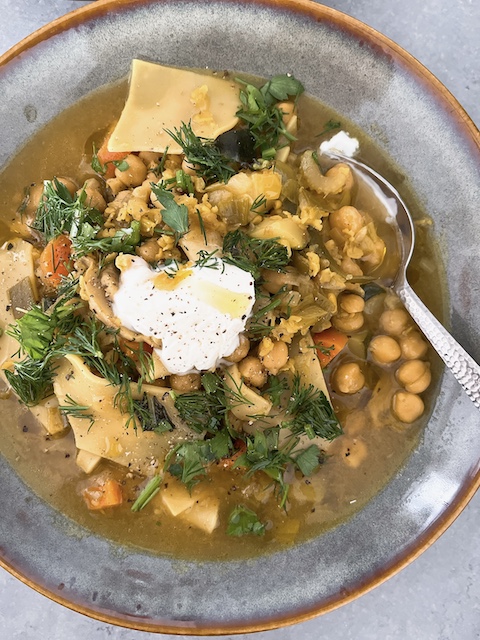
xmin=397 ymin=283 xmax=480 ymax=409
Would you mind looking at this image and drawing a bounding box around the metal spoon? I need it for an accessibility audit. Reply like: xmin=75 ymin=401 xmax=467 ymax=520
xmin=327 ymin=152 xmax=480 ymax=409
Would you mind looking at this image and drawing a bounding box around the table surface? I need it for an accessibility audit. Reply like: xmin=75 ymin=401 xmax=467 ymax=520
xmin=0 ymin=1 xmax=479 ymax=639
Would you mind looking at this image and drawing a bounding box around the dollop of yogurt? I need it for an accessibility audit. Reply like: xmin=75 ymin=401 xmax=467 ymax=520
xmin=112 ymin=255 xmax=255 ymax=374
xmin=319 ymin=130 xmax=359 ymax=157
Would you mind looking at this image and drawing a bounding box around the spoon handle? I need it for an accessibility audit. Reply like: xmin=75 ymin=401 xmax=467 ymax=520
xmin=396 ymin=283 xmax=480 ymax=409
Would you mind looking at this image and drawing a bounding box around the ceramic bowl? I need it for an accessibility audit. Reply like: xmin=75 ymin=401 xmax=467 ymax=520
xmin=0 ymin=0 xmax=479 ymax=634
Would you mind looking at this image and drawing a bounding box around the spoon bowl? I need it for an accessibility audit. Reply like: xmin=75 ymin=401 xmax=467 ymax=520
xmin=328 ymin=152 xmax=480 ymax=409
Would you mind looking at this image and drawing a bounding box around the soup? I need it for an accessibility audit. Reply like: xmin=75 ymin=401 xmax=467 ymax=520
xmin=0 ymin=63 xmax=443 ymax=560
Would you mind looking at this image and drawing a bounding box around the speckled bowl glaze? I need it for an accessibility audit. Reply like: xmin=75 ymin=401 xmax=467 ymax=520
xmin=0 ymin=0 xmax=479 ymax=634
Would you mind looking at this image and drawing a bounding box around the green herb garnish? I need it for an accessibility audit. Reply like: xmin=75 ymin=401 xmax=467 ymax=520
xmin=131 ymin=475 xmax=163 ymax=512
xmin=150 ymin=184 xmax=189 ymax=242
xmin=227 ymin=505 xmax=265 ymax=537
xmin=165 ymin=122 xmax=237 ymax=184
xmin=315 ymin=119 xmax=341 ymax=138
xmin=236 ymin=74 xmax=304 ymax=159
xmin=58 ymin=394 xmax=94 ymax=429
xmin=284 ymin=374 xmax=342 ymax=441
xmin=133 ymin=393 xmax=173 ymax=434
xmin=4 ymin=356 xmax=56 ymax=406
xmin=222 ymin=230 xmax=289 ymax=280
xmin=32 ymin=178 xmax=103 ymax=242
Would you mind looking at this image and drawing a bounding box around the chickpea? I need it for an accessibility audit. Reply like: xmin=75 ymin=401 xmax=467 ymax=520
xmin=330 ymin=206 xmax=364 ymax=236
xmin=170 ymin=373 xmax=201 ymax=393
xmin=399 ymin=331 xmax=428 ymax=360
xmin=238 ymin=356 xmax=267 ymax=388
xmin=332 ymin=311 xmax=364 ymax=333
xmin=115 ymin=154 xmax=147 ymax=188
xmin=224 ymin=334 xmax=250 ymax=363
xmin=392 ymin=391 xmax=424 ymax=423
xmin=56 ymin=176 xmax=78 ymax=196
xmin=260 ymin=340 xmax=288 ymax=375
xmin=396 ymin=360 xmax=431 ymax=394
xmin=181 ymin=158 xmax=198 ymax=176
xmin=369 ymin=335 xmax=401 ymax=364
xmin=136 ymin=238 xmax=159 ymax=263
xmin=22 ymin=183 xmax=45 ymax=217
xmin=379 ymin=308 xmax=411 ymax=337
xmin=106 ymin=177 xmax=126 ymax=196
xmin=332 ymin=362 xmax=365 ymax=394
xmin=339 ymin=293 xmax=365 ymax=314
xmin=81 ymin=178 xmax=106 ymax=213
xmin=139 ymin=151 xmax=160 ymax=165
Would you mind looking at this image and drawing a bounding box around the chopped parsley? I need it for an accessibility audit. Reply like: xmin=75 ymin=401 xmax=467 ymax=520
xmin=150 ymin=183 xmax=190 ymax=242
xmin=227 ymin=505 xmax=265 ymax=537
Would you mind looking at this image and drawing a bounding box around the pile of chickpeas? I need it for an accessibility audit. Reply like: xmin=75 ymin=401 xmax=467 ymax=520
xmin=331 ymin=294 xmax=431 ymax=425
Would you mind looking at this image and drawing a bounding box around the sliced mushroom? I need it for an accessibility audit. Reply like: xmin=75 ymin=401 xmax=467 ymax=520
xmin=77 ymin=255 xmax=160 ymax=347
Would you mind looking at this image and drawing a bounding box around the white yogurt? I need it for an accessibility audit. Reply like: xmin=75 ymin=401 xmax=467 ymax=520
xmin=319 ymin=130 xmax=359 ymax=157
xmin=112 ymin=256 xmax=255 ymax=375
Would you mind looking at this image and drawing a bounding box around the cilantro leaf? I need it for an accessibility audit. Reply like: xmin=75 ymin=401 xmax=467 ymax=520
xmin=165 ymin=440 xmax=214 ymax=490
xmin=294 ymin=444 xmax=324 ymax=476
xmin=227 ymin=505 xmax=265 ymax=537
xmin=267 ymin=74 xmax=305 ymax=101
xmin=150 ymin=184 xmax=189 ymax=242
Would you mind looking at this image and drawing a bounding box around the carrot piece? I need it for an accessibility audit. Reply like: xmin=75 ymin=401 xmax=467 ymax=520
xmin=220 ymin=439 xmax=247 ymax=470
xmin=38 ymin=234 xmax=72 ymax=289
xmin=96 ymin=130 xmax=129 ymax=179
xmin=118 ymin=338 xmax=153 ymax=368
xmin=312 ymin=327 xmax=349 ymax=367
xmin=82 ymin=478 xmax=123 ymax=511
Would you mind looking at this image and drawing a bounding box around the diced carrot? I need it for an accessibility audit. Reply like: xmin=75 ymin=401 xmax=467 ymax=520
xmin=96 ymin=130 xmax=129 ymax=179
xmin=220 ymin=439 xmax=247 ymax=470
xmin=118 ymin=337 xmax=153 ymax=368
xmin=38 ymin=234 xmax=72 ymax=289
xmin=82 ymin=478 xmax=123 ymax=511
xmin=312 ymin=327 xmax=349 ymax=367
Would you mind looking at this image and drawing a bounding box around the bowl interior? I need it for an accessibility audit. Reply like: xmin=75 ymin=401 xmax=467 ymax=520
xmin=0 ymin=0 xmax=479 ymax=633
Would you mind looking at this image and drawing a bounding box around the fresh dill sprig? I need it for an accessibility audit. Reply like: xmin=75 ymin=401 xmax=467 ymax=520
xmin=165 ymin=122 xmax=237 ymax=185
xmin=264 ymin=375 xmax=289 ymax=407
xmin=222 ymin=229 xmax=289 ymax=280
xmin=284 ymin=374 xmax=343 ymax=441
xmin=250 ymin=194 xmax=267 ymax=213
xmin=31 ymin=178 xmax=103 ymax=242
xmin=4 ymin=356 xmax=56 ymax=406
xmin=194 ymin=250 xmax=222 ymax=270
xmin=58 ymin=394 xmax=94 ymax=429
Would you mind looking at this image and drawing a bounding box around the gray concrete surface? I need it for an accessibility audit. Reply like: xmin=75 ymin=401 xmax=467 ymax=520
xmin=0 ymin=1 xmax=479 ymax=638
